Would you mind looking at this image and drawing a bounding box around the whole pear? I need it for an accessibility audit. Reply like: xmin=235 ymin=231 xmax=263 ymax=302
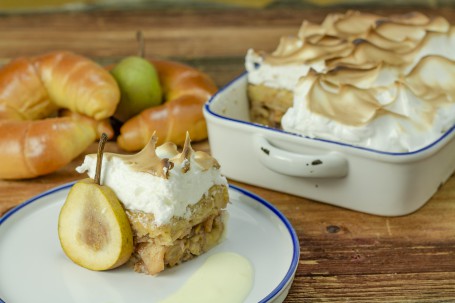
xmin=112 ymin=56 xmax=163 ymax=121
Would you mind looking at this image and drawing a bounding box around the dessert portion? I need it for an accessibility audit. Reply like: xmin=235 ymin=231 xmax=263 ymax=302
xmin=246 ymin=11 xmax=455 ymax=152
xmin=76 ymin=133 xmax=229 ymax=275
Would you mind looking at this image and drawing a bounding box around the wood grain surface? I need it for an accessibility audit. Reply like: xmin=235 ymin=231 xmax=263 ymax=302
xmin=1 ymin=4 xmax=455 ymax=302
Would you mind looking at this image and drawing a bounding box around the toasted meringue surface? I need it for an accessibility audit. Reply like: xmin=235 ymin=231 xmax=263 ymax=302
xmin=246 ymin=11 xmax=455 ymax=152
xmin=76 ymin=134 xmax=227 ymax=225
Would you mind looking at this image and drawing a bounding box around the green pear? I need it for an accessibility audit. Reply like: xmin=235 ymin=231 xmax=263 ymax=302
xmin=111 ymin=56 xmax=163 ymax=121
xmin=58 ymin=134 xmax=133 ymax=271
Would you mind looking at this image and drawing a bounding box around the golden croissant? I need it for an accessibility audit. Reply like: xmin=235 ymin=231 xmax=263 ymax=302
xmin=0 ymin=51 xmax=119 ymax=179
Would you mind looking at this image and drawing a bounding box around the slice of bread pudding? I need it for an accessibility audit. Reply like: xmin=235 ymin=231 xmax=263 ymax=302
xmin=76 ymin=134 xmax=229 ymax=275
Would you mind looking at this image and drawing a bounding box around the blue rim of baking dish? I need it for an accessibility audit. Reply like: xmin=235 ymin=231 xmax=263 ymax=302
xmin=204 ymin=72 xmax=455 ymax=158
xmin=0 ymin=182 xmax=300 ymax=303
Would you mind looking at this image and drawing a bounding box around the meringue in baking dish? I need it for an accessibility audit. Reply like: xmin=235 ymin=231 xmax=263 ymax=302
xmin=76 ymin=134 xmax=229 ymax=275
xmin=246 ymin=11 xmax=455 ymax=152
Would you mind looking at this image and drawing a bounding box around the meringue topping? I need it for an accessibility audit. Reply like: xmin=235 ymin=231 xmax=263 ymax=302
xmin=246 ymin=11 xmax=455 ymax=152
xmin=76 ymin=133 xmax=227 ymax=225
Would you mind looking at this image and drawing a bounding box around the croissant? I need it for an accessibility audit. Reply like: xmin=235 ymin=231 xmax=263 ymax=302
xmin=0 ymin=51 xmax=119 ymax=179
xmin=116 ymin=59 xmax=218 ymax=151
xmin=0 ymin=51 xmax=120 ymax=121
xmin=0 ymin=57 xmax=57 ymax=120
xmin=0 ymin=115 xmax=103 ymax=179
xmin=59 ymin=109 xmax=114 ymax=140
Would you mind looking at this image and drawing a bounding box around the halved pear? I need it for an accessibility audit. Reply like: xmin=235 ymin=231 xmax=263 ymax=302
xmin=58 ymin=178 xmax=134 ymax=271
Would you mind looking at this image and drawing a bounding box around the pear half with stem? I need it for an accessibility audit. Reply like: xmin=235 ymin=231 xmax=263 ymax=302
xmin=58 ymin=134 xmax=133 ymax=271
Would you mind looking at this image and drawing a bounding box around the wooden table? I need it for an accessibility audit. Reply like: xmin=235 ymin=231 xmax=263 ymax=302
xmin=1 ymin=4 xmax=455 ymax=302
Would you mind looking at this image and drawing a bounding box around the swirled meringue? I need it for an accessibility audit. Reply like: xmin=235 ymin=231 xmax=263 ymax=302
xmin=246 ymin=11 xmax=455 ymax=152
xmin=76 ymin=134 xmax=227 ymax=225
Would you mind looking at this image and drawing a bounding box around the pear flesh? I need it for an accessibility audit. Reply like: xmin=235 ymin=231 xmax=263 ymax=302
xmin=111 ymin=56 xmax=163 ymax=122
xmin=58 ymin=178 xmax=133 ymax=271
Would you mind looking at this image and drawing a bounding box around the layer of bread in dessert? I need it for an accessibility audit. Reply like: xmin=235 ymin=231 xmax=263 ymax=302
xmin=248 ymin=84 xmax=293 ymax=128
xmin=126 ymin=184 xmax=229 ymax=275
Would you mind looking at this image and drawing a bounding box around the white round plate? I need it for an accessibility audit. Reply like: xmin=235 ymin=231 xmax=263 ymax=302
xmin=0 ymin=183 xmax=299 ymax=303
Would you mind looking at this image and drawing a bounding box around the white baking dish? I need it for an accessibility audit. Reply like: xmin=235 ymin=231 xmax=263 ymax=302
xmin=203 ymin=73 xmax=455 ymax=216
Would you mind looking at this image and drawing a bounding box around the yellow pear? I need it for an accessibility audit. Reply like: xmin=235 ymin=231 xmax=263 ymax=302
xmin=58 ymin=134 xmax=133 ymax=271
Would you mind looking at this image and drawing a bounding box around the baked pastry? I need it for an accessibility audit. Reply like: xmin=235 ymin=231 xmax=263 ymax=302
xmin=76 ymin=134 xmax=229 ymax=275
xmin=0 ymin=51 xmax=118 ymax=180
xmin=246 ymin=11 xmax=455 ymax=152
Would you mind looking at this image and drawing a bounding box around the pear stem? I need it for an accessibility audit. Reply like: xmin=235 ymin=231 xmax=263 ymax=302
xmin=136 ymin=31 xmax=145 ymax=58
xmin=95 ymin=133 xmax=108 ymax=185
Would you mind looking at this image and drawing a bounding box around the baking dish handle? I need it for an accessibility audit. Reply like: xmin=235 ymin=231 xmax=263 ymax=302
xmin=254 ymin=135 xmax=348 ymax=178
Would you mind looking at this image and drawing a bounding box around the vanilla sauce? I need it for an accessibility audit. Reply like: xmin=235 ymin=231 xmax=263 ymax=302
xmin=160 ymin=252 xmax=253 ymax=303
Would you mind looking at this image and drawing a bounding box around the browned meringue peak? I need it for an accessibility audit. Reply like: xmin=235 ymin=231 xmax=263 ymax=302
xmin=405 ymin=55 xmax=455 ymax=104
xmin=373 ymin=15 xmax=449 ymax=43
xmin=172 ymin=133 xmax=193 ymax=173
xmin=327 ymin=39 xmax=408 ymax=68
xmin=388 ymin=11 xmax=448 ymax=28
xmin=329 ymin=10 xmax=382 ymax=38
xmin=320 ymin=64 xmax=383 ymax=89
xmin=270 ymin=36 xmax=303 ymax=57
xmin=156 ymin=142 xmax=180 ymax=159
xmin=166 ymin=132 xmax=220 ymax=172
xmin=362 ymin=29 xmax=420 ymax=53
xmin=299 ymin=55 xmax=455 ymax=127
xmin=303 ymin=70 xmax=400 ymax=126
xmin=263 ymin=35 xmax=353 ymax=65
xmin=106 ymin=134 xmax=173 ymax=179
xmin=297 ymin=19 xmax=328 ymax=40
xmin=260 ymin=11 xmax=451 ymax=68
xmin=103 ymin=133 xmax=220 ymax=179
xmin=387 ymin=11 xmax=432 ymax=25
xmin=329 ymin=25 xmax=455 ymax=69
xmin=335 ymin=12 xmax=449 ymax=55
xmin=303 ymin=11 xmax=447 ymax=41
xmin=194 ymin=151 xmax=221 ymax=170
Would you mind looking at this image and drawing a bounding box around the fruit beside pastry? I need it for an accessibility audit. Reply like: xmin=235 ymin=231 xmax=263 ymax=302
xmin=0 ymin=49 xmax=218 ymax=179
xmin=111 ymin=56 xmax=163 ymax=122
xmin=58 ymin=134 xmax=134 ymax=271
xmin=76 ymin=133 xmax=229 ymax=275
xmin=115 ymin=59 xmax=218 ymax=151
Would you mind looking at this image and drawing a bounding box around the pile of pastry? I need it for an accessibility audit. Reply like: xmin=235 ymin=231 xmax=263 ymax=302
xmin=0 ymin=51 xmax=217 ymax=179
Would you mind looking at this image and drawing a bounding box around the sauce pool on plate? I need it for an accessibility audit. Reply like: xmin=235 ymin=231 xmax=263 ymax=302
xmin=160 ymin=252 xmax=253 ymax=303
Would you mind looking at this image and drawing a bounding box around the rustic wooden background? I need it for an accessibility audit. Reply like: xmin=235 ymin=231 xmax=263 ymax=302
xmin=1 ymin=2 xmax=455 ymax=302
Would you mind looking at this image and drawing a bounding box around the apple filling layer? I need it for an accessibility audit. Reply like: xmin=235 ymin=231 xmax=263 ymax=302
xmin=248 ymin=84 xmax=293 ymax=128
xmin=126 ymin=184 xmax=229 ymax=275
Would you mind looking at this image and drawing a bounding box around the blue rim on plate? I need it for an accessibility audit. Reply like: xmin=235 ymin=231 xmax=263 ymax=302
xmin=0 ymin=182 xmax=300 ymax=303
xmin=231 ymin=184 xmax=300 ymax=303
